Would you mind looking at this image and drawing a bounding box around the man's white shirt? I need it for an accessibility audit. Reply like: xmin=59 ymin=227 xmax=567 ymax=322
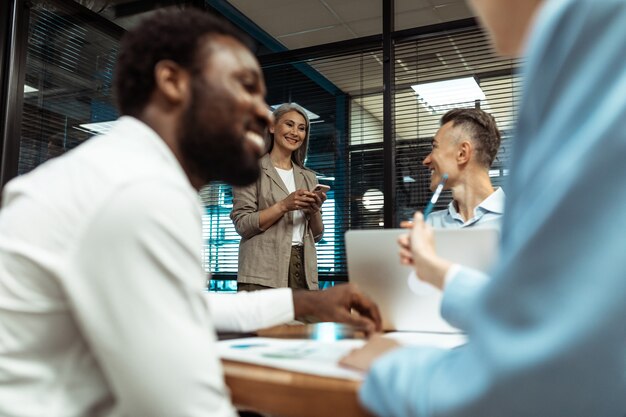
xmin=0 ymin=116 xmax=293 ymax=417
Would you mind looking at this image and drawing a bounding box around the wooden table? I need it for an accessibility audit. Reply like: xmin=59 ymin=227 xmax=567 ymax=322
xmin=220 ymin=324 xmax=373 ymax=417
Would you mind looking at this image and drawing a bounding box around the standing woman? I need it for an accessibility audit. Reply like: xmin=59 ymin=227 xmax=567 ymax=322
xmin=231 ymin=103 xmax=326 ymax=291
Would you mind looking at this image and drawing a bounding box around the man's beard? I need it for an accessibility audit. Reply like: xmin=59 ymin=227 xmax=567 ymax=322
xmin=178 ymin=82 xmax=261 ymax=187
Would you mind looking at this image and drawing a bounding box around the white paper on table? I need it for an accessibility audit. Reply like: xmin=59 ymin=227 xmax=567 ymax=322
xmin=218 ymin=332 xmax=467 ymax=381
xmin=218 ymin=337 xmax=367 ymax=380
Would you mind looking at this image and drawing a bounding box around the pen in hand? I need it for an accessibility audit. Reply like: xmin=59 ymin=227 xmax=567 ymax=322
xmin=422 ymin=173 xmax=448 ymax=220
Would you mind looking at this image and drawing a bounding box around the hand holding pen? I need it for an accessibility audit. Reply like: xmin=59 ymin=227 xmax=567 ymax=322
xmin=398 ymin=212 xmax=450 ymax=289
xmin=397 ymin=173 xmax=451 ymax=289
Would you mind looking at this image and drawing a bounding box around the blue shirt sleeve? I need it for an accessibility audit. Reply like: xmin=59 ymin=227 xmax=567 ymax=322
xmin=440 ymin=267 xmax=489 ymax=330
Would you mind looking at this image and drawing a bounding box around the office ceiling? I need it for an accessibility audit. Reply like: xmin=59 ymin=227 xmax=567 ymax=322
xmin=227 ymin=0 xmax=475 ymax=49
xmin=76 ymin=1 xmax=474 ymax=49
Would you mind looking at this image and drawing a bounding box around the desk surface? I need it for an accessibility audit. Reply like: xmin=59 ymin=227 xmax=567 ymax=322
xmin=220 ymin=324 xmax=372 ymax=417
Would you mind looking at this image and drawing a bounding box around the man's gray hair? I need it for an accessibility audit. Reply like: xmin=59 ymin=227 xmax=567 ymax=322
xmin=441 ymin=108 xmax=502 ymax=168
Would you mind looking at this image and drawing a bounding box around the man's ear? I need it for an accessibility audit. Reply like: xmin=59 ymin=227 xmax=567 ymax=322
xmin=457 ymin=141 xmax=472 ymax=165
xmin=153 ymin=60 xmax=190 ymax=107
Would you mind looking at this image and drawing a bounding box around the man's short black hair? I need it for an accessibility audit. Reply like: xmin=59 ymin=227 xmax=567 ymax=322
xmin=114 ymin=9 xmax=253 ymax=117
xmin=441 ymin=108 xmax=502 ymax=168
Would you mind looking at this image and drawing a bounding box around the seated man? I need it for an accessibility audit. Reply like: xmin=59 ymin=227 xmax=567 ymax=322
xmin=0 ymin=10 xmax=380 ymax=417
xmin=423 ymin=108 xmax=504 ymax=230
xmin=398 ymin=109 xmax=504 ymax=329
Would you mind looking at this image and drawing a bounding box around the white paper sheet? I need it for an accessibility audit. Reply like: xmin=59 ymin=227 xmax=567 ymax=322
xmin=218 ymin=337 xmax=366 ymax=380
xmin=218 ymin=332 xmax=468 ymax=381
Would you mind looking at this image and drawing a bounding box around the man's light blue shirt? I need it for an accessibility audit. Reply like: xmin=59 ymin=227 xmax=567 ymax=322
xmin=361 ymin=0 xmax=626 ymax=416
xmin=426 ymin=187 xmax=505 ymax=230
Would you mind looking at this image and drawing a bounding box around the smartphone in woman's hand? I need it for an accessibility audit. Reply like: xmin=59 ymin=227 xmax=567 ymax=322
xmin=312 ymin=184 xmax=330 ymax=194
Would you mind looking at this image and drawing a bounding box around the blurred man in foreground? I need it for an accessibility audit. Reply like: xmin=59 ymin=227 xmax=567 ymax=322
xmin=0 ymin=10 xmax=380 ymax=417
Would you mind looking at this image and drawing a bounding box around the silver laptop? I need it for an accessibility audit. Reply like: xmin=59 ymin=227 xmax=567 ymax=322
xmin=345 ymin=228 xmax=499 ymax=332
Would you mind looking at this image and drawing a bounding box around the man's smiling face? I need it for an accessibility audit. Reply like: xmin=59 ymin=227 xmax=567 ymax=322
xmin=178 ymin=35 xmax=272 ymax=187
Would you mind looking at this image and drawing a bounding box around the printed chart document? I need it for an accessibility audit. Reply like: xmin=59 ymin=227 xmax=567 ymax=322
xmin=217 ymin=331 xmax=466 ymax=381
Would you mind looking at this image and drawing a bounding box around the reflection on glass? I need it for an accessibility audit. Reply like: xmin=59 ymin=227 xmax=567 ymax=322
xmin=19 ymin=0 xmax=120 ymax=175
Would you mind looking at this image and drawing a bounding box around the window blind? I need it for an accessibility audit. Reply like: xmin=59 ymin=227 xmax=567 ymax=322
xmin=19 ymin=0 xmax=119 ymax=176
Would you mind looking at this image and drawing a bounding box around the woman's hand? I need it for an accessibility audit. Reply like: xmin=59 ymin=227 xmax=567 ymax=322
xmin=280 ymin=189 xmax=317 ymax=212
xmin=302 ymin=190 xmax=327 ymax=215
xmin=339 ymin=335 xmax=400 ymax=372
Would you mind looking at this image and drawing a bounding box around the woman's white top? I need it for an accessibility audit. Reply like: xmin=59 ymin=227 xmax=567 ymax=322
xmin=275 ymin=167 xmax=305 ymax=245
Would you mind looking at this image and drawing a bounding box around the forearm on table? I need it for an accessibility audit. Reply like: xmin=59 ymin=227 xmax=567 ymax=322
xmin=207 ymin=288 xmax=295 ymax=333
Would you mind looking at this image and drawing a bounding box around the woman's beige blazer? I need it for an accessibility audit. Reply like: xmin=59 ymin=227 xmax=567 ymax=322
xmin=230 ymin=154 xmax=322 ymax=289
